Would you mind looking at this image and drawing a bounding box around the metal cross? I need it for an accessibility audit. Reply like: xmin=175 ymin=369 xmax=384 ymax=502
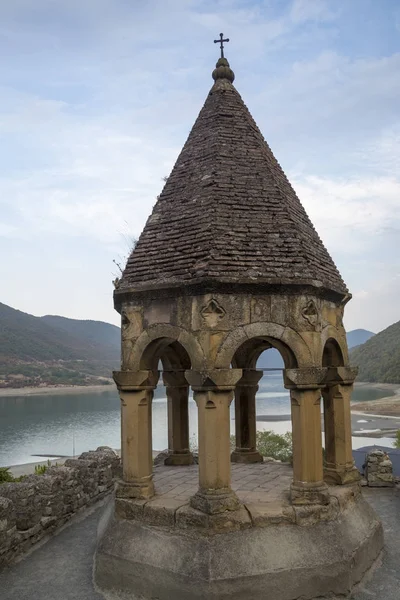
xmin=214 ymin=33 xmax=229 ymax=58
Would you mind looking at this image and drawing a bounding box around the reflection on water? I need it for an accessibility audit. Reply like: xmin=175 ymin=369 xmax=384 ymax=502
xmin=0 ymin=374 xmax=394 ymax=467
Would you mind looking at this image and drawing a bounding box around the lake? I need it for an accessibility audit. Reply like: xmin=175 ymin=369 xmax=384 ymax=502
xmin=0 ymin=374 xmax=395 ymax=467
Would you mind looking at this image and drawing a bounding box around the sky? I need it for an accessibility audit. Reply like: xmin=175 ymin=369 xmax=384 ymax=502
xmin=0 ymin=0 xmax=399 ymax=332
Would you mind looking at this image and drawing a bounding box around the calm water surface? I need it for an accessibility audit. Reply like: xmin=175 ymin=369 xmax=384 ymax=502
xmin=0 ymin=375 xmax=395 ymax=467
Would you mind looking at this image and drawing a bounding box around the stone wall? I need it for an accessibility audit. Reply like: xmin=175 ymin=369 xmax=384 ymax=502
xmin=365 ymin=449 xmax=394 ymax=487
xmin=0 ymin=447 xmax=120 ymax=567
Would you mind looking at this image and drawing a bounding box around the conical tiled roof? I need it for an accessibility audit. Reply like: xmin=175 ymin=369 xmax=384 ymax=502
xmin=119 ymin=58 xmax=348 ymax=298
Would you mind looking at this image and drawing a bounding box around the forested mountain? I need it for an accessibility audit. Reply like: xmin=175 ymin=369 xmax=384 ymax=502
xmin=347 ymin=329 xmax=375 ymax=349
xmin=351 ymin=320 xmax=400 ymax=383
xmin=41 ymin=315 xmax=120 ymax=361
xmin=0 ymin=302 xmax=120 ymax=388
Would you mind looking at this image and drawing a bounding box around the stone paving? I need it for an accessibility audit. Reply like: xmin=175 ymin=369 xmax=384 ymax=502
xmin=153 ymin=461 xmax=292 ymax=505
xmin=118 ymin=461 xmax=362 ymax=531
xmin=1 ymin=489 xmax=399 ymax=600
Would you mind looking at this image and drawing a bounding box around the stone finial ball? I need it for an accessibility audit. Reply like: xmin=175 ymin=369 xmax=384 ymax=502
xmin=212 ymin=58 xmax=235 ymax=83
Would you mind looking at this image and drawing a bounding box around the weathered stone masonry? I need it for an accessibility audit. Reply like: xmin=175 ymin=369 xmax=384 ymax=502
xmin=0 ymin=447 xmax=120 ymax=567
xmin=95 ymin=51 xmax=383 ymax=600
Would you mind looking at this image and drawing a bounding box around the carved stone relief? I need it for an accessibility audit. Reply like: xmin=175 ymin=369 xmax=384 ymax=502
xmin=251 ymin=298 xmax=271 ymax=322
xmin=336 ymin=304 xmax=344 ymax=330
xmin=201 ymin=299 xmax=226 ymax=328
xmin=301 ymin=300 xmax=321 ymax=331
xmin=121 ymin=308 xmax=142 ymax=340
xmin=121 ymin=308 xmax=142 ymax=369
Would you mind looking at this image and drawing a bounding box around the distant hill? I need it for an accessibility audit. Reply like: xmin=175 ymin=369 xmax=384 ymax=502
xmin=347 ymin=329 xmax=375 ymax=349
xmin=351 ymin=321 xmax=400 ymax=383
xmin=41 ymin=315 xmax=120 ymax=361
xmin=0 ymin=302 xmax=120 ymax=388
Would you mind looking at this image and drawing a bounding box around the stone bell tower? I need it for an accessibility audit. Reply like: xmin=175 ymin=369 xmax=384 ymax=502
xmin=95 ymin=40 xmax=383 ymax=600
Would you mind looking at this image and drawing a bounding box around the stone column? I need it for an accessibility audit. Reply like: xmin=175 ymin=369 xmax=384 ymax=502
xmin=284 ymin=368 xmax=329 ymax=505
xmin=231 ymin=370 xmax=263 ymax=463
xmin=185 ymin=369 xmax=242 ymax=514
xmin=113 ymin=370 xmax=158 ymax=499
xmin=162 ymin=371 xmax=194 ymax=466
xmin=323 ymin=367 xmax=360 ymax=485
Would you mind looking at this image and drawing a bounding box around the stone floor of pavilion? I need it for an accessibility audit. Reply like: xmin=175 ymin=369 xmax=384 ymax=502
xmin=116 ymin=462 xmax=360 ymax=530
xmin=155 ymin=461 xmax=292 ymax=503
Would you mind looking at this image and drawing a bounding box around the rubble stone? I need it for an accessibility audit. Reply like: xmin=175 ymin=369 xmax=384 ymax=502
xmin=365 ymin=450 xmax=394 ymax=487
xmin=0 ymin=447 xmax=120 ymax=567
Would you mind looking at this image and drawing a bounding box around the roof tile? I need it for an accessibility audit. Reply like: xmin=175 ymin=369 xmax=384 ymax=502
xmin=120 ymin=62 xmax=348 ymax=296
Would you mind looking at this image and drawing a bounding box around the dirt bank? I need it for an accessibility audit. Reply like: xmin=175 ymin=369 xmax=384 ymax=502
xmin=0 ymin=383 xmax=116 ymax=397
xmin=352 ymin=384 xmax=400 ymax=416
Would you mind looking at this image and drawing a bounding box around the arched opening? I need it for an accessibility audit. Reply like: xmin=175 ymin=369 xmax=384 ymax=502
xmin=231 ymin=337 xmax=296 ymax=464
xmin=138 ymin=337 xmax=195 ymax=466
xmin=321 ymin=338 xmax=354 ymax=484
xmin=322 ymin=338 xmax=345 ymax=368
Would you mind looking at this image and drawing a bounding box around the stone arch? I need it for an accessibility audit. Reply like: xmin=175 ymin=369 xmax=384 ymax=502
xmin=160 ymin=343 xmax=191 ymax=371
xmin=322 ymin=338 xmax=345 ymax=368
xmin=215 ymin=323 xmax=311 ymax=369
xmin=320 ymin=326 xmax=348 ymax=367
xmin=231 ymin=337 xmax=295 ymax=370
xmin=131 ymin=325 xmax=205 ymax=371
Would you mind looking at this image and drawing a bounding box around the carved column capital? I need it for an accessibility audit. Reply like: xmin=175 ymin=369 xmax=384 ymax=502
xmin=113 ymin=369 xmax=159 ymax=391
xmin=284 ymin=367 xmax=327 ymax=390
xmin=324 ymin=366 xmax=358 ymax=387
xmin=162 ymin=370 xmax=188 ymax=388
xmin=237 ymin=369 xmax=264 ymax=387
xmin=185 ymin=369 xmax=243 ymax=391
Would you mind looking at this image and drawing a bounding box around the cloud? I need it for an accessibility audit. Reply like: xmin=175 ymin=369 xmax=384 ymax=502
xmin=289 ymin=0 xmax=337 ymax=24
xmin=293 ymin=173 xmax=400 ymax=254
xmin=345 ymin=275 xmax=400 ymax=333
xmin=0 ymin=0 xmax=399 ymax=330
xmin=251 ymin=51 xmax=400 ymax=164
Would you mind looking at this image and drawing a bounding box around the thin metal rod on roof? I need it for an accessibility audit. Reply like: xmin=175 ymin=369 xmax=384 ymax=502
xmin=158 ymin=368 xmax=284 ymax=373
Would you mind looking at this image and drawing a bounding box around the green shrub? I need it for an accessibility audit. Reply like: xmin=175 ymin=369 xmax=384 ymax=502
xmin=34 ymin=459 xmax=58 ymax=475
xmin=0 ymin=467 xmax=15 ymax=483
xmin=394 ymin=430 xmax=400 ymax=449
xmin=255 ymin=430 xmax=293 ymax=462
xmin=34 ymin=463 xmax=48 ymax=475
xmin=192 ymin=431 xmax=293 ymax=463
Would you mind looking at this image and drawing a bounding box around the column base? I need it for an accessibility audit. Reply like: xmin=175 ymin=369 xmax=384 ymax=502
xmin=290 ymin=481 xmax=330 ymax=506
xmin=324 ymin=465 xmax=361 ymax=486
xmin=116 ymin=477 xmax=154 ymax=500
xmin=190 ymin=488 xmax=241 ymax=515
xmin=164 ymin=452 xmax=195 ymax=466
xmin=231 ymin=449 xmax=263 ymax=464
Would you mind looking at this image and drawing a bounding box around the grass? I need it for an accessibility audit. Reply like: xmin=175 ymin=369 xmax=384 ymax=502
xmin=0 ymin=460 xmax=61 ymax=484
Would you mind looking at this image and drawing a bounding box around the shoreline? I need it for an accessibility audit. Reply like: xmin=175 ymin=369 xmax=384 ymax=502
xmin=351 ymin=383 xmax=400 ymax=417
xmin=1 ymin=380 xmax=398 ymax=396
xmin=354 ymin=382 xmax=400 ymax=392
xmin=0 ymin=383 xmax=116 ymax=397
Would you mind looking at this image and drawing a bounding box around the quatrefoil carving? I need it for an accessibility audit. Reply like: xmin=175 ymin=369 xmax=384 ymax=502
xmin=201 ymin=299 xmax=226 ymax=328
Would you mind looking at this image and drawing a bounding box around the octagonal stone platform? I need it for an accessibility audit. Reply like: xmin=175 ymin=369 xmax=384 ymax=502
xmin=95 ymin=463 xmax=383 ymax=600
